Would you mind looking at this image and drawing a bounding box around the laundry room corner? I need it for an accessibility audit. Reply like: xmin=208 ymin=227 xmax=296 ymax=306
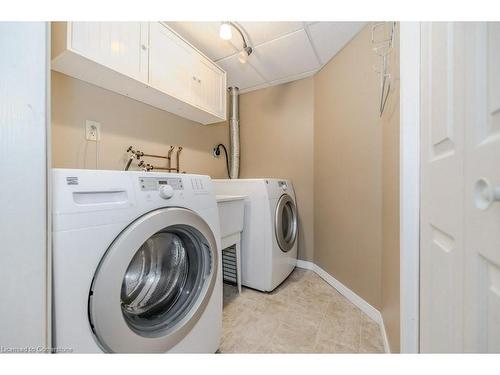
xmin=232 ymin=78 xmax=315 ymax=262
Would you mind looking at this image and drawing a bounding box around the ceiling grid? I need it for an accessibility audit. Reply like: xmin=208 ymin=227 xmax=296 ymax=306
xmin=167 ymin=21 xmax=366 ymax=93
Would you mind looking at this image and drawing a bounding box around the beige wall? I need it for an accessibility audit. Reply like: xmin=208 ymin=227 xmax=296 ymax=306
xmin=313 ymin=25 xmax=383 ymax=309
xmin=313 ymin=24 xmax=400 ymax=351
xmin=381 ymin=28 xmax=400 ymax=353
xmin=51 ymin=71 xmax=228 ymax=176
xmin=238 ymin=78 xmax=315 ymax=262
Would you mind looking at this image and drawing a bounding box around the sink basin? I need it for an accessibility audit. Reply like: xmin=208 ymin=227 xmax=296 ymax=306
xmin=216 ymin=195 xmax=246 ymax=239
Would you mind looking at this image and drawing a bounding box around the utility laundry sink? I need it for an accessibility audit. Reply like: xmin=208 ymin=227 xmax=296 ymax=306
xmin=216 ymin=195 xmax=246 ymax=293
xmin=216 ymin=195 xmax=246 ymax=239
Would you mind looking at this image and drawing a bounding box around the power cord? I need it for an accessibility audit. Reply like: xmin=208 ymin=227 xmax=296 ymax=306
xmin=213 ymin=143 xmax=231 ymax=179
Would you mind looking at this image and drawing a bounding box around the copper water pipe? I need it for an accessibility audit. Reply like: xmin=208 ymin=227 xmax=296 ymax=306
xmin=175 ymin=146 xmax=183 ymax=173
xmin=133 ymin=145 xmax=183 ymax=173
xmin=150 ymin=167 xmax=177 ymax=171
xmin=167 ymin=146 xmax=175 ymax=170
xmin=141 ymin=146 xmax=177 ymax=171
xmin=133 ymin=146 xmax=175 ymax=161
xmin=141 ymin=153 xmax=168 ymax=159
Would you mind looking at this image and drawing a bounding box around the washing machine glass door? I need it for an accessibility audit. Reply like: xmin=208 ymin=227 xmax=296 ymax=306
xmin=275 ymin=194 xmax=298 ymax=252
xmin=89 ymin=207 xmax=218 ymax=353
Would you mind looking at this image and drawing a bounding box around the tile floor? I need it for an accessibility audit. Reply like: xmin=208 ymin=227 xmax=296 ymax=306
xmin=220 ymin=268 xmax=385 ymax=353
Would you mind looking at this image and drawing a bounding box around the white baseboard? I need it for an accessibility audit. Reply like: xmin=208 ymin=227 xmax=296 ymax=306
xmin=379 ymin=316 xmax=391 ymax=354
xmin=313 ymin=264 xmax=381 ymax=323
xmin=295 ymin=259 xmax=314 ymax=270
xmin=296 ymin=259 xmax=391 ymax=353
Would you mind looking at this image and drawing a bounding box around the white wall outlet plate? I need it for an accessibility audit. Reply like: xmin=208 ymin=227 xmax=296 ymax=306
xmin=85 ymin=120 xmax=101 ymax=141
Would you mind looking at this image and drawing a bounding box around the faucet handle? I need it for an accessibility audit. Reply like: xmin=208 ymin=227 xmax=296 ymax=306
xmin=138 ymin=161 xmax=153 ymax=172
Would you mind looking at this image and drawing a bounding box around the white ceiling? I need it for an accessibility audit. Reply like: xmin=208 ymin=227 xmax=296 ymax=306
xmin=167 ymin=22 xmax=366 ymax=93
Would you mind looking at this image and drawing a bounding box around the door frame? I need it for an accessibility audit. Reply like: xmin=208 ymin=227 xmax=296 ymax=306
xmin=399 ymin=21 xmax=421 ymax=353
xmin=0 ymin=22 xmax=51 ymax=351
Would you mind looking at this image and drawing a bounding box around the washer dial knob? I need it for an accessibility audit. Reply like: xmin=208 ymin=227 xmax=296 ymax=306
xmin=159 ymin=184 xmax=174 ymax=199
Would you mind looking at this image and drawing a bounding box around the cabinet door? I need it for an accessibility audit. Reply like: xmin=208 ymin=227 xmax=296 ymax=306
xmin=193 ymin=57 xmax=225 ymax=116
xmin=70 ymin=22 xmax=149 ymax=83
xmin=149 ymin=22 xmax=194 ymax=103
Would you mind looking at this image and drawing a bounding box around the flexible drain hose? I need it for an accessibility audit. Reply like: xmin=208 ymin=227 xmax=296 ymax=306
xmin=214 ymin=143 xmax=231 ymax=179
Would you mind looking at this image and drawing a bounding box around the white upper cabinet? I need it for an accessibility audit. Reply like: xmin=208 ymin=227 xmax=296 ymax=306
xmin=149 ymin=23 xmax=226 ymax=118
xmin=192 ymin=57 xmax=225 ymax=117
xmin=149 ymin=22 xmax=194 ymax=104
xmin=51 ymin=22 xmax=226 ymax=124
xmin=70 ymin=22 xmax=149 ymax=83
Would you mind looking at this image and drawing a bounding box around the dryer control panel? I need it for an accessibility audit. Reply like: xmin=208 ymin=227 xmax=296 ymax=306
xmin=139 ymin=177 xmax=184 ymax=191
xmin=278 ymin=181 xmax=288 ymax=190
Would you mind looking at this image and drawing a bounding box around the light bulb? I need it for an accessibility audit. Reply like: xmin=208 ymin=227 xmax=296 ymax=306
xmin=219 ymin=22 xmax=232 ymax=41
xmin=238 ymin=50 xmax=248 ymax=64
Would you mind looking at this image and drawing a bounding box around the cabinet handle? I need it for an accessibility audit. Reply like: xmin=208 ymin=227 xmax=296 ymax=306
xmin=192 ymin=76 xmax=196 ymax=81
xmin=141 ymin=44 xmax=148 ymax=51
xmin=198 ymin=78 xmax=201 ymax=83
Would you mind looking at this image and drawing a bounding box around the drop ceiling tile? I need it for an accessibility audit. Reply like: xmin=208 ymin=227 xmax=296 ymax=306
xmin=237 ymin=22 xmax=304 ymax=46
xmin=250 ymin=29 xmax=320 ymax=82
xmin=239 ymin=82 xmax=269 ymax=94
xmin=217 ymin=54 xmax=266 ymax=91
xmin=269 ymin=69 xmax=317 ymax=87
xmin=168 ymin=22 xmax=369 ymax=94
xmin=166 ymin=21 xmax=237 ymax=61
xmin=307 ymin=22 xmax=366 ymax=64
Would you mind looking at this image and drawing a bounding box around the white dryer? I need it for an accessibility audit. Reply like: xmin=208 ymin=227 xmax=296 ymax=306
xmin=52 ymin=169 xmax=222 ymax=353
xmin=213 ymin=179 xmax=298 ymax=292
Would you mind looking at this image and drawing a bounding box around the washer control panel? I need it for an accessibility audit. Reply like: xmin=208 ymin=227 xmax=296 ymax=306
xmin=139 ymin=177 xmax=184 ymax=191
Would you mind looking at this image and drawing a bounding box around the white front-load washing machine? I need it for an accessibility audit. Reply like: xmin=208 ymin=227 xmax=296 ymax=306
xmin=52 ymin=169 xmax=222 ymax=353
xmin=213 ymin=179 xmax=298 ymax=292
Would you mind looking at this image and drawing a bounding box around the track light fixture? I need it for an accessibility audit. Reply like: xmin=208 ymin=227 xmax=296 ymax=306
xmin=219 ymin=22 xmax=253 ymax=64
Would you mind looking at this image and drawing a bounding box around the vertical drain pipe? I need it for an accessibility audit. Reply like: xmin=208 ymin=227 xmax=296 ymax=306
xmin=228 ymin=87 xmax=240 ymax=179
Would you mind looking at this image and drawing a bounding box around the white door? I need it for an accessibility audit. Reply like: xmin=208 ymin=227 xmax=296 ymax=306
xmin=149 ymin=22 xmax=194 ymax=103
xmin=71 ymin=22 xmax=149 ymax=83
xmin=463 ymin=22 xmax=500 ymax=353
xmin=420 ymin=22 xmax=500 ymax=353
xmin=420 ymin=22 xmax=465 ymax=353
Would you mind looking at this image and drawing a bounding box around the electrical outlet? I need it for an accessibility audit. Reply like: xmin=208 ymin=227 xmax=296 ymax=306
xmin=85 ymin=120 xmax=101 ymax=141
xmin=212 ymin=146 xmax=220 ymax=158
